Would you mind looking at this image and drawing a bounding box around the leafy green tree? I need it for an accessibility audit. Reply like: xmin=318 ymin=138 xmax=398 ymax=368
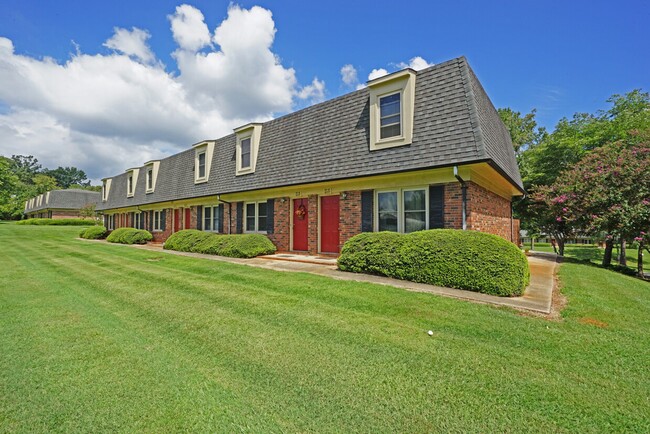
xmin=30 ymin=174 xmax=59 ymax=195
xmin=10 ymin=155 xmax=42 ymax=185
xmin=497 ymin=108 xmax=547 ymax=154
xmin=44 ymin=166 xmax=90 ymax=189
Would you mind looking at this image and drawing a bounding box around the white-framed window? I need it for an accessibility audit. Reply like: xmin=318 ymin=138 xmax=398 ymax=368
xmin=379 ymin=92 xmax=401 ymax=139
xmin=197 ymin=151 xmax=206 ymax=179
xmin=368 ymin=69 xmax=416 ymax=151
xmin=102 ymin=179 xmax=112 ymax=201
xmin=240 ymin=137 xmax=251 ymax=169
xmin=376 ymin=188 xmax=428 ymax=233
xmin=106 ymin=214 xmax=114 ymax=230
xmin=133 ymin=212 xmax=142 ymax=229
xmin=153 ymin=210 xmax=163 ymax=231
xmin=203 ymin=205 xmax=221 ymax=232
xmin=244 ymin=201 xmax=267 ymax=233
xmin=127 ymin=175 xmax=133 ymax=195
xmin=146 ymin=169 xmax=153 ymax=191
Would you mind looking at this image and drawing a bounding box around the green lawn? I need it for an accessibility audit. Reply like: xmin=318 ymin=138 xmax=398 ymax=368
xmin=529 ymin=242 xmax=641 ymax=267
xmin=1 ymin=224 xmax=649 ymax=432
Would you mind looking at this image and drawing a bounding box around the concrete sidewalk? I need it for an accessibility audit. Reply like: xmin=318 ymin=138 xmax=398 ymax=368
xmin=87 ymin=240 xmax=558 ymax=314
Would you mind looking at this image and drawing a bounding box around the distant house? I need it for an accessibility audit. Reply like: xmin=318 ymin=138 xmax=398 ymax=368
xmin=24 ymin=189 xmax=100 ymax=219
xmin=97 ymin=57 xmax=524 ymax=254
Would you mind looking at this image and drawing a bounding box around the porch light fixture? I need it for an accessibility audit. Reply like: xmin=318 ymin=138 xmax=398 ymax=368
xmin=341 ymin=192 xmax=348 ymax=200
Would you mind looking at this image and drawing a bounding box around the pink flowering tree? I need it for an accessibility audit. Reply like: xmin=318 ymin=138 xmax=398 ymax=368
xmin=546 ymin=132 xmax=650 ymax=274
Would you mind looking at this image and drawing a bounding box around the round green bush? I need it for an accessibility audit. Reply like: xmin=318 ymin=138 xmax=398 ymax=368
xmin=164 ymin=230 xmax=212 ymax=252
xmin=79 ymin=225 xmax=108 ymax=239
xmin=338 ymin=229 xmax=530 ymax=297
xmin=106 ymin=227 xmax=153 ymax=244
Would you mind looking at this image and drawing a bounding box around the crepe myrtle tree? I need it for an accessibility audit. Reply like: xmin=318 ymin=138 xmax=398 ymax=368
xmin=546 ymin=132 xmax=650 ymax=270
xmin=529 ymin=186 xmax=576 ymax=256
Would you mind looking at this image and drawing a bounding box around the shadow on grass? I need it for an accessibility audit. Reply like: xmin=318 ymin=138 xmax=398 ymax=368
xmin=562 ymin=256 xmax=649 ymax=282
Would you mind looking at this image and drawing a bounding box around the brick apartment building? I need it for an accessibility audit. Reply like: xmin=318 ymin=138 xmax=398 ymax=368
xmin=96 ymin=57 xmax=524 ymax=254
xmin=24 ymin=189 xmax=100 ymax=219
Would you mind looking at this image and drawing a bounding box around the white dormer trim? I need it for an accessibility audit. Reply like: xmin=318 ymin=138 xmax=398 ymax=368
xmin=234 ymin=123 xmax=262 ymax=176
xmin=46 ymin=191 xmax=50 ymax=204
xmin=193 ymin=141 xmax=215 ymax=184
xmin=368 ymin=69 xmax=416 ymax=151
xmin=144 ymin=160 xmax=160 ymax=194
xmin=125 ymin=168 xmax=139 ymax=198
xmin=37 ymin=194 xmax=43 ymax=207
xmin=102 ymin=178 xmax=112 ymax=201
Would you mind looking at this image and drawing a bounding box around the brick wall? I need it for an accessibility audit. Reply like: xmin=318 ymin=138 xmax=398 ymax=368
xmin=307 ymin=195 xmax=319 ymax=255
xmin=190 ymin=206 xmax=198 ymax=230
xmin=466 ymin=182 xmax=513 ymax=242
xmin=339 ymin=190 xmax=362 ymax=251
xmin=268 ymin=197 xmax=290 ymax=252
xmin=513 ymin=218 xmax=521 ymax=246
xmin=52 ymin=210 xmax=81 ymax=219
xmin=444 ymin=183 xmax=463 ymax=229
xmin=152 ymin=208 xmax=173 ymax=243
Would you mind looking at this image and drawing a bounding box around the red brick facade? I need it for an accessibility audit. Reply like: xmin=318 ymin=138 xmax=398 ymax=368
xmin=339 ymin=191 xmax=362 ymax=252
xmin=466 ymin=182 xmax=514 ymax=242
xmin=268 ymin=197 xmax=290 ymax=252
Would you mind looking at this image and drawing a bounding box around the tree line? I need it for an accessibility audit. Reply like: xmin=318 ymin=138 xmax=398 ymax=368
xmin=0 ymin=155 xmax=99 ymax=220
xmin=499 ymin=89 xmax=650 ymax=277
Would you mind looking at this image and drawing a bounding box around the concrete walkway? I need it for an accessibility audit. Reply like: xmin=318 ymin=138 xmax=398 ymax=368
xmin=86 ymin=240 xmax=558 ymax=314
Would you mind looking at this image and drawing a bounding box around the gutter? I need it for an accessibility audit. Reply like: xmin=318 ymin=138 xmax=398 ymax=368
xmin=453 ymin=166 xmax=467 ymax=230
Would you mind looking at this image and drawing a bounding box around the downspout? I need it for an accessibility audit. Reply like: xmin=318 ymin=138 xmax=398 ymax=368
xmin=217 ymin=195 xmax=232 ymax=234
xmin=453 ymin=166 xmax=467 ymax=230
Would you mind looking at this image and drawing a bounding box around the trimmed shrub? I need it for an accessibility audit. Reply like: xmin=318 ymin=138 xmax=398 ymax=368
xmin=79 ymin=225 xmax=108 ymax=239
xmin=106 ymin=227 xmax=153 ymax=244
xmin=17 ymin=218 xmax=96 ymax=226
xmin=163 ymin=230 xmax=212 ymax=252
xmin=164 ymin=229 xmax=276 ymax=258
xmin=338 ymin=229 xmax=530 ymax=297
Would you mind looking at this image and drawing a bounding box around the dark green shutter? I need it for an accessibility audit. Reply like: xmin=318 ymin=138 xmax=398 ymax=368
xmin=148 ymin=211 xmax=153 ymax=231
xmin=197 ymin=206 xmax=202 ymax=230
xmin=218 ymin=204 xmax=224 ymax=233
xmin=161 ymin=210 xmax=166 ymax=231
xmin=361 ymin=190 xmax=374 ymax=232
xmin=266 ymin=199 xmax=274 ymax=234
xmin=236 ymin=202 xmax=243 ymax=234
xmin=429 ymin=185 xmax=445 ymax=229
xmin=130 ymin=212 xmax=135 ymax=228
xmin=140 ymin=214 xmax=145 ymax=230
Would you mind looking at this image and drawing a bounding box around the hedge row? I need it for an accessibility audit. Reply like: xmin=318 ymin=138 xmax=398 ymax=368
xmin=164 ymin=229 xmax=277 ymax=258
xmin=17 ymin=218 xmax=97 ymax=226
xmin=106 ymin=227 xmax=153 ymax=244
xmin=79 ymin=226 xmax=108 ymax=239
xmin=338 ymin=229 xmax=530 ymax=297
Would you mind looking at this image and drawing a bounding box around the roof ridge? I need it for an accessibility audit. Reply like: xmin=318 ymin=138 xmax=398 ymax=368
xmin=457 ymin=57 xmax=487 ymax=159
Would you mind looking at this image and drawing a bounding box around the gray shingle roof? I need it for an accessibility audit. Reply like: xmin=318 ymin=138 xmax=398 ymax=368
xmin=97 ymin=57 xmax=523 ymax=211
xmin=25 ymin=189 xmax=101 ymax=213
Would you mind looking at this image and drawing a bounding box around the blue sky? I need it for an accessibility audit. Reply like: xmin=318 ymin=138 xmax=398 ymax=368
xmin=0 ymin=0 xmax=647 ymax=180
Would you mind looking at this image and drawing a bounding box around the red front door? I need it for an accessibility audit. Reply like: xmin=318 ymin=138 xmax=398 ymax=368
xmin=184 ymin=208 xmax=191 ymax=229
xmin=293 ymin=198 xmax=308 ymax=251
xmin=174 ymin=209 xmax=181 ymax=232
xmin=320 ymin=196 xmax=340 ymax=253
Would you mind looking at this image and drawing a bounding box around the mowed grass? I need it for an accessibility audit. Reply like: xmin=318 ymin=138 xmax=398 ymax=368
xmin=1 ymin=224 xmax=649 ymax=432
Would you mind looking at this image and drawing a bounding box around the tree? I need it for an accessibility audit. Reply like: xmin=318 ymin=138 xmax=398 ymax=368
xmin=30 ymin=174 xmax=59 ymax=195
xmin=79 ymin=203 xmax=96 ymax=220
xmin=497 ymin=108 xmax=547 ymax=154
xmin=43 ymin=166 xmax=90 ymax=189
xmin=528 ymin=185 xmax=577 ymax=256
xmin=10 ymin=155 xmax=42 ymax=185
xmin=547 ymin=134 xmax=650 ymax=271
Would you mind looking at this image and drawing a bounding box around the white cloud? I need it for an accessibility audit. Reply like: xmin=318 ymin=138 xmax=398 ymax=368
xmin=368 ymin=68 xmax=388 ymax=81
xmin=297 ymin=77 xmax=325 ymax=102
xmin=103 ymin=27 xmax=155 ymax=64
xmin=397 ymin=56 xmax=434 ymax=71
xmin=340 ymin=64 xmax=358 ymax=86
xmin=0 ymin=4 xmax=325 ymax=182
xmin=168 ymin=4 xmax=211 ymax=51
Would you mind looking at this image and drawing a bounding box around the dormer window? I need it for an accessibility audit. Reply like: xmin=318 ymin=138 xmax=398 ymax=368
xmin=193 ymin=141 xmax=215 ymax=184
xmin=368 ymin=69 xmax=416 ymax=151
xmin=234 ymin=123 xmax=262 ymax=176
xmin=144 ymin=161 xmax=160 ymax=193
xmin=125 ymin=168 xmax=139 ymax=198
xmin=102 ymin=178 xmax=112 ymax=201
xmin=379 ymin=93 xmax=401 ymax=139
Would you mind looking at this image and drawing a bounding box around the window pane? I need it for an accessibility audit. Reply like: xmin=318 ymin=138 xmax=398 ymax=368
xmin=380 ymin=123 xmax=401 ymax=139
xmin=380 ymin=93 xmax=400 ymax=117
xmin=147 ymin=170 xmax=153 ymax=189
xmin=379 ymin=212 xmax=398 ymax=232
xmin=404 ymin=211 xmax=426 ymax=233
xmin=213 ymin=207 xmax=220 ymax=232
xmin=246 ymin=203 xmax=256 ymax=231
xmin=198 ymin=153 xmax=206 ymax=178
xmin=380 ymin=114 xmax=400 ymax=126
xmin=204 ymin=206 xmax=211 ymax=231
xmin=241 ymin=138 xmax=251 ymax=168
xmin=404 ymin=190 xmax=426 ymax=211
xmin=378 ymin=192 xmax=397 ymax=212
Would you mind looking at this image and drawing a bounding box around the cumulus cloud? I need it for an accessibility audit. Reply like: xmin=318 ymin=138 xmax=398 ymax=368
xmin=368 ymin=68 xmax=389 ymax=81
xmin=340 ymin=64 xmax=358 ymax=86
xmin=397 ymin=56 xmax=434 ymax=71
xmin=103 ymin=27 xmax=155 ymax=64
xmin=0 ymin=4 xmax=325 ymax=182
